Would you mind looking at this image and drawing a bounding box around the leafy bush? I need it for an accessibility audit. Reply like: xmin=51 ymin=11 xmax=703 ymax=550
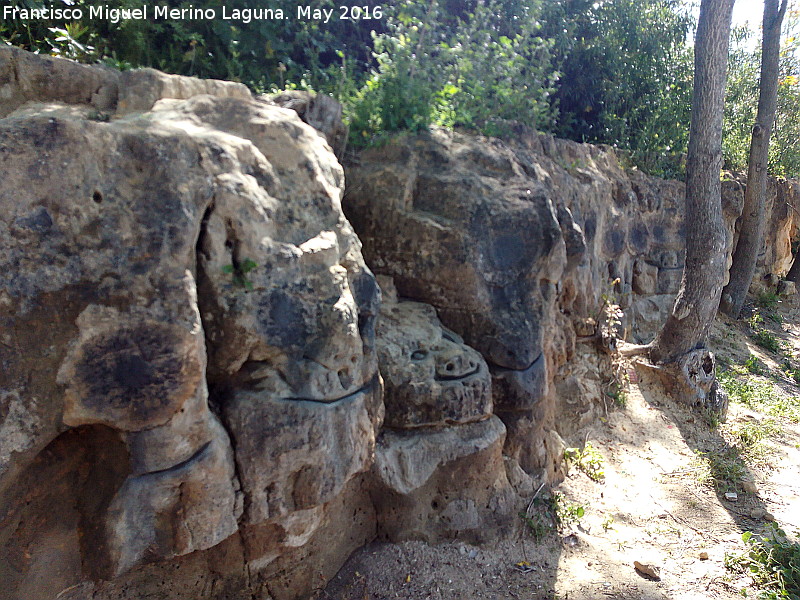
xmin=1 ymin=0 xmax=383 ymax=90
xmin=726 ymin=524 xmax=800 ymax=600
xmin=346 ymin=0 xmax=558 ymax=144
xmin=539 ymin=0 xmax=694 ymax=179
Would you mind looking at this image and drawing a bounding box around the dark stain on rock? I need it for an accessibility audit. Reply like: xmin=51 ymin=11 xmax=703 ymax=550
xmin=14 ymin=206 xmax=53 ymax=233
xmin=75 ymin=324 xmax=194 ymax=428
xmin=602 ymin=227 xmax=625 ymax=258
xmin=256 ymin=290 xmax=310 ymax=354
xmin=628 ymin=220 xmax=649 ymax=254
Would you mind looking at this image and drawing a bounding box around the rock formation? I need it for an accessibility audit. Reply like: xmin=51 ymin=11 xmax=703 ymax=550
xmin=3 ymin=46 xmax=800 ymax=600
xmin=371 ymin=278 xmax=514 ymax=542
xmin=0 ymin=47 xmax=380 ymax=600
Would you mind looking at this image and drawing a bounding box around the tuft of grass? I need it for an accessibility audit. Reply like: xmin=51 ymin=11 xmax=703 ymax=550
xmin=601 ymin=514 xmax=615 ymax=531
xmin=564 ymin=443 xmax=606 ymax=482
xmin=756 ymin=290 xmax=781 ymax=311
xmin=605 ymin=381 xmax=628 ymax=407
xmin=748 ymin=311 xmax=784 ymax=353
xmin=731 ymin=419 xmax=782 ymax=455
xmin=717 ymin=370 xmax=800 ymax=423
xmin=691 ymin=447 xmax=747 ymax=493
xmin=725 ymin=524 xmax=800 ymax=600
xmin=753 ymin=329 xmax=782 ymax=353
xmin=745 ymin=355 xmax=764 ymax=375
xmin=689 ymin=417 xmax=781 ymax=492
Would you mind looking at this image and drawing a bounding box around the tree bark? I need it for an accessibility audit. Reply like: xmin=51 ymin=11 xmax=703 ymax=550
xmin=648 ymin=0 xmax=735 ymax=365
xmin=721 ymin=0 xmax=788 ymax=318
xmin=787 ymin=244 xmax=800 ymax=282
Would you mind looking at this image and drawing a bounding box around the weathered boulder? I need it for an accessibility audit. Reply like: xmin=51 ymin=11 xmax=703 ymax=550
xmin=0 ymin=49 xmax=381 ymax=599
xmin=371 ymin=417 xmax=515 ymax=543
xmin=0 ymin=45 xmax=251 ymax=119
xmin=269 ymin=90 xmax=348 ymax=157
xmin=345 ymin=130 xmax=567 ymax=375
xmin=375 ymin=281 xmax=492 ymax=429
xmin=344 ymin=130 xmax=569 ymax=477
xmin=224 ymin=383 xmax=381 ymax=525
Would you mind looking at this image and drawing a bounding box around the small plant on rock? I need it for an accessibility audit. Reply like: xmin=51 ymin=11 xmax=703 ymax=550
xmin=222 ymin=258 xmax=258 ymax=291
xmin=565 ymin=443 xmax=606 ymax=482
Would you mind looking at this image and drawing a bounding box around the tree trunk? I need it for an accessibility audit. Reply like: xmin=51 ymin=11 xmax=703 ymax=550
xmin=787 ymin=244 xmax=800 ymax=283
xmin=648 ymin=0 xmax=735 ymax=365
xmin=721 ymin=0 xmax=789 ymax=318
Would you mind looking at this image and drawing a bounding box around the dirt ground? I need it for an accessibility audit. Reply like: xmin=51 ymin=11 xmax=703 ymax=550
xmin=320 ymin=302 xmax=800 ymax=600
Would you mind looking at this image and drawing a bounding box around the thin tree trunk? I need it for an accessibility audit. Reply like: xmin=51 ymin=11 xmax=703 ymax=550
xmin=721 ymin=0 xmax=788 ymax=318
xmin=649 ymin=0 xmax=735 ymax=365
xmin=787 ymin=244 xmax=800 ymax=282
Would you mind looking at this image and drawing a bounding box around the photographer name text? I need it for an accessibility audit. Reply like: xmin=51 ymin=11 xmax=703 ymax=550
xmin=4 ymin=4 xmax=384 ymax=24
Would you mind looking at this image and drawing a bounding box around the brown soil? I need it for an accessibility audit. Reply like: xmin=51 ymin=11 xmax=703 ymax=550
xmin=321 ymin=303 xmax=800 ymax=600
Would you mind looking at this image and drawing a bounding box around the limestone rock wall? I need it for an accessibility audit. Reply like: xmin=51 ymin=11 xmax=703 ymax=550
xmin=3 ymin=48 xmax=800 ymax=600
xmin=342 ymin=126 xmax=800 ymax=475
xmin=0 ymin=48 xmax=380 ymax=600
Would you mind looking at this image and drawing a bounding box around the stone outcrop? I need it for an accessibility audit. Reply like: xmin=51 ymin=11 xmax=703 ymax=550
xmin=4 ymin=47 xmax=800 ymax=600
xmin=370 ymin=278 xmax=514 ymax=542
xmin=269 ymin=90 xmax=348 ymax=158
xmin=0 ymin=49 xmax=380 ymax=600
xmin=344 ymin=131 xmax=571 ymax=474
xmin=342 ymin=125 xmax=800 ymax=485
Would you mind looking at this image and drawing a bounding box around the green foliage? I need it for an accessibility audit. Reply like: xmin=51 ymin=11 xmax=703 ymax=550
xmin=0 ymin=0 xmax=693 ymax=177
xmin=691 ymin=447 xmax=748 ymax=493
xmin=718 ymin=368 xmax=800 ymax=423
xmin=724 ymin=11 xmax=800 ymax=177
xmin=520 ymin=491 xmax=586 ymax=541
xmin=753 ymin=329 xmax=782 ymax=354
xmin=757 ymin=291 xmax=781 ymax=311
xmin=748 ymin=312 xmax=783 ymax=354
xmin=564 ymin=443 xmax=606 ymax=482
xmin=16 ymin=0 xmax=800 ymax=181
xmin=539 ymin=0 xmax=694 ymax=178
xmin=745 ymin=355 xmax=764 ymax=375
xmin=222 ymin=258 xmax=257 ymax=290
xmin=601 ymin=514 xmax=615 ymax=531
xmin=346 ymin=0 xmax=558 ymax=144
xmin=519 ymin=510 xmax=552 ymax=542
xmin=726 ymin=524 xmax=800 ymax=600
xmin=442 ymin=0 xmax=557 ymax=136
xmin=1 ymin=0 xmax=383 ymax=90
xmin=553 ymin=493 xmax=586 ymax=529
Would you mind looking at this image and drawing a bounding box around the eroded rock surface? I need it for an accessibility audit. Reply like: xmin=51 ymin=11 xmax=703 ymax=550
xmin=372 ymin=417 xmax=514 ymax=543
xmin=375 ymin=281 xmax=492 ymax=429
xmin=0 ymin=49 xmax=380 ymax=600
xmin=6 ymin=47 xmax=800 ymax=600
xmin=345 ymin=131 xmax=571 ymax=475
xmin=368 ymin=279 xmax=513 ymax=542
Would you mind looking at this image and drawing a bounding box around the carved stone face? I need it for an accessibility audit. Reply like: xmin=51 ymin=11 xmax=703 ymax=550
xmin=171 ymin=96 xmax=384 ymax=528
xmin=343 ymin=131 xmax=569 ymax=416
xmin=345 ymin=135 xmax=566 ymax=366
xmin=0 ymin=92 xmax=382 ymax=586
xmin=376 ymin=298 xmax=491 ymax=429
